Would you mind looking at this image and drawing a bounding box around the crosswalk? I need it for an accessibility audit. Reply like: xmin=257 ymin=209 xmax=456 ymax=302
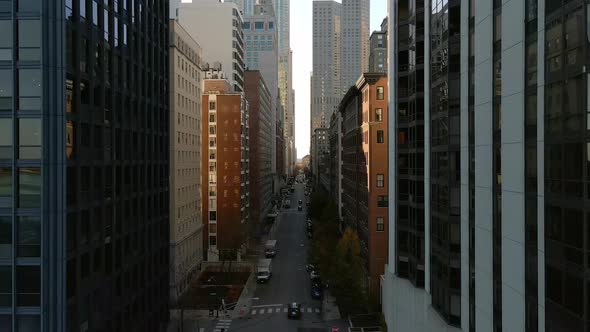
xmin=249 ymin=305 xmax=321 ymax=316
xmin=213 ymin=319 xmax=231 ymax=332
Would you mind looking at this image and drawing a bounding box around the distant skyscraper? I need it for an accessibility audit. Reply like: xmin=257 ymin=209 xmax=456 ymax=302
xmin=243 ymin=2 xmax=278 ymax=187
xmin=0 ymin=1 xmax=171 ymax=331
xmin=173 ymin=0 xmax=246 ymax=92
xmin=311 ymin=0 xmax=342 ymax=140
xmin=341 ymin=0 xmax=370 ymax=89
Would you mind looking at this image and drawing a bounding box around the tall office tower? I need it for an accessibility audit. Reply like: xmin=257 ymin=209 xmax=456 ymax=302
xmin=173 ymin=0 xmax=245 ymax=93
xmin=368 ymin=18 xmax=387 ymax=73
xmin=0 ymin=1 xmax=170 ymax=331
xmin=273 ymin=0 xmax=294 ymax=177
xmin=243 ymin=1 xmax=278 ymax=190
xmin=201 ymin=72 xmax=250 ymax=262
xmin=244 ymin=71 xmax=273 ymax=226
xmin=226 ymin=0 xmax=255 ymax=15
xmin=311 ymin=0 xmax=341 ymax=140
xmin=382 ymin=0 xmax=590 ymax=331
xmin=168 ymin=20 xmax=203 ymax=304
xmin=340 ymin=0 xmax=370 ymax=90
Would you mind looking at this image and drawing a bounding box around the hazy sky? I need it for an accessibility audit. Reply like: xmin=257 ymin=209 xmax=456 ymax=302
xmin=292 ymin=0 xmax=387 ymax=159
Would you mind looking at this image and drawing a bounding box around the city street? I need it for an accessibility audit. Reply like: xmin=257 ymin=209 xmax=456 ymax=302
xmin=209 ymin=183 xmax=348 ymax=332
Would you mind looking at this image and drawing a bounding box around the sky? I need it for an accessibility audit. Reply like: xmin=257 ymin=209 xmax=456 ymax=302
xmin=292 ymin=0 xmax=387 ymax=159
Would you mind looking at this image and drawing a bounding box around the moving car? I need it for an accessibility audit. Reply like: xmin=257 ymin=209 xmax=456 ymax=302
xmin=298 ymin=205 xmax=303 ymax=211
xmin=287 ymin=302 xmax=302 ymax=319
xmin=256 ymin=259 xmax=272 ymax=283
xmin=311 ymin=284 xmax=322 ymax=299
xmin=264 ymin=240 xmax=277 ymax=258
xmin=298 ymin=199 xmax=303 ymax=204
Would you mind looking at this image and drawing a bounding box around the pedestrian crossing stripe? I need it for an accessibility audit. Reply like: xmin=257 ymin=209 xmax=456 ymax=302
xmin=250 ymin=307 xmax=321 ymax=315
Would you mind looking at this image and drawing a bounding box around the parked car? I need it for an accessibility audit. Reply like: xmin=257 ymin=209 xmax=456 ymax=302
xmin=298 ymin=205 xmax=303 ymax=211
xmin=311 ymin=284 xmax=322 ymax=299
xmin=307 ymin=231 xmax=313 ymax=239
xmin=298 ymin=199 xmax=303 ymax=204
xmin=306 ymin=264 xmax=315 ymax=272
xmin=310 ymin=270 xmax=320 ymax=280
xmin=287 ymin=302 xmax=302 ymax=319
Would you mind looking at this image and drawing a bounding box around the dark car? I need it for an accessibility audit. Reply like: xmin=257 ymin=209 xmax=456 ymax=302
xmin=298 ymin=199 xmax=303 ymax=204
xmin=311 ymin=284 xmax=322 ymax=299
xmin=307 ymin=231 xmax=312 ymax=239
xmin=287 ymin=302 xmax=302 ymax=319
xmin=298 ymin=205 xmax=303 ymax=211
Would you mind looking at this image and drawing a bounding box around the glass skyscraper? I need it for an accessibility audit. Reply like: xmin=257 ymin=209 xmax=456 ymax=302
xmin=0 ymin=0 xmax=170 ymax=331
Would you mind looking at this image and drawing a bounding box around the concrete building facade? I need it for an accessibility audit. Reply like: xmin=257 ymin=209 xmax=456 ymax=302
xmin=201 ymin=75 xmax=250 ymax=261
xmin=244 ymin=71 xmax=273 ymax=227
xmin=368 ymin=20 xmax=387 ymax=73
xmin=172 ymin=0 xmax=246 ymax=93
xmin=311 ymin=127 xmax=329 ymax=187
xmin=382 ymin=0 xmax=590 ymax=331
xmin=168 ymin=20 xmax=204 ymax=304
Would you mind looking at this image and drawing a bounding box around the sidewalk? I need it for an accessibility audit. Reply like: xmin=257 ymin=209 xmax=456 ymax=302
xmin=322 ymin=290 xmax=342 ymax=321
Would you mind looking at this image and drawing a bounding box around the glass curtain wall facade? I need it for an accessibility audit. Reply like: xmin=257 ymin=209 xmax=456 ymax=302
xmin=1 ymin=0 xmax=171 ymax=331
xmin=429 ymin=0 xmax=461 ymax=326
xmin=544 ymin=0 xmax=589 ymax=331
xmin=395 ymin=0 xmax=426 ymax=289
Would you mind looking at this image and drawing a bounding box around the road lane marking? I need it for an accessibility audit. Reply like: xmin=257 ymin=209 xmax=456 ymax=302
xmin=307 ymin=308 xmax=312 ymax=313
xmin=259 ymin=309 xmax=265 ymax=314
xmin=251 ymin=304 xmax=284 ymax=308
xmin=283 ymin=308 xmax=288 ymax=313
xmin=315 ymin=308 xmax=320 ymax=313
xmin=251 ymin=309 xmax=257 ymax=315
xmin=275 ymin=308 xmax=281 ymax=313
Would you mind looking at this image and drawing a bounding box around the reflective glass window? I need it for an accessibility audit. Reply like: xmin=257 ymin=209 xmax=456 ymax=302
xmin=16 ymin=265 xmax=40 ymax=306
xmin=0 ymin=265 xmax=10 ymax=306
xmin=18 ymin=20 xmax=41 ymax=61
xmin=0 ymin=20 xmax=12 ymax=61
xmin=18 ymin=168 xmax=40 ymax=208
xmin=17 ymin=216 xmax=40 ymax=257
xmin=0 ymin=216 xmax=11 ymax=259
xmin=17 ymin=0 xmax=37 ymax=12
xmin=18 ymin=118 xmax=41 ymax=159
xmin=18 ymin=69 xmax=41 ymax=111
xmin=17 ymin=315 xmax=40 ymax=331
xmin=0 ymin=119 xmax=12 ymax=159
xmin=0 ymin=69 xmax=13 ymax=110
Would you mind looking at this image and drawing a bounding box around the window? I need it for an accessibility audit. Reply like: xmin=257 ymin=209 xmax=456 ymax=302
xmin=269 ymin=22 xmax=274 ymax=30
xmin=0 ymin=21 xmax=12 ymax=61
xmin=209 ymin=101 xmax=215 ymax=110
xmin=255 ymin=22 xmax=264 ymax=31
xmin=377 ymin=195 xmax=388 ymax=207
xmin=209 ymin=211 xmax=217 ymax=221
xmin=0 ymin=216 xmax=11 ymax=259
xmin=376 ymin=174 xmax=384 ymax=187
xmin=243 ymin=22 xmax=250 ymax=30
xmin=0 ymin=266 xmax=10 ymax=306
xmin=16 ymin=265 xmax=40 ymax=306
xmin=18 ymin=168 xmax=41 ymax=208
xmin=376 ymin=86 xmax=384 ymax=100
xmin=0 ymin=119 xmax=12 ymax=159
xmin=19 ymin=118 xmax=41 ymax=159
xmin=209 ymin=235 xmax=217 ymax=246
xmin=376 ymin=217 xmax=384 ymax=232
xmin=18 ymin=69 xmax=42 ymax=111
xmin=18 ymin=0 xmax=38 ymax=12
xmin=0 ymin=0 xmax=11 ymax=13
xmin=375 ymin=108 xmax=383 ymax=122
xmin=18 ymin=20 xmax=41 ymax=61
xmin=377 ymin=130 xmax=384 ymax=143
xmin=0 ymin=69 xmax=12 ymax=110
xmin=17 ymin=216 xmax=40 ymax=257
xmin=17 ymin=315 xmax=40 ymax=331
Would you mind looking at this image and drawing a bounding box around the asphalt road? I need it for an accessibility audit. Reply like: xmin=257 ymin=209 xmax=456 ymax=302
xmin=222 ymin=182 xmax=348 ymax=332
